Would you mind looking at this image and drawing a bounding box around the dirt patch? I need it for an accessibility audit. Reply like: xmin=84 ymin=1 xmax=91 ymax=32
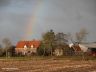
xmin=0 ymin=59 xmax=96 ymax=72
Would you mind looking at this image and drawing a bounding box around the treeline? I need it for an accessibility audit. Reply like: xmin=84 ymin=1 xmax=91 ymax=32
xmin=0 ymin=28 xmax=88 ymax=57
xmin=37 ymin=28 xmax=88 ymax=56
xmin=37 ymin=30 xmax=69 ymax=56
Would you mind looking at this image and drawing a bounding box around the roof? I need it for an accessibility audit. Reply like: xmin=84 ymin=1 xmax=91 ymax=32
xmin=73 ymin=45 xmax=81 ymax=51
xmin=69 ymin=43 xmax=88 ymax=52
xmin=69 ymin=43 xmax=96 ymax=52
xmin=16 ymin=40 xmax=41 ymax=48
xmin=81 ymin=43 xmax=96 ymax=48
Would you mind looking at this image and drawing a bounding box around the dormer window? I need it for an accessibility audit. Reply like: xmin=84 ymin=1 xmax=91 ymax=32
xmin=24 ymin=45 xmax=27 ymax=48
xmin=31 ymin=45 xmax=34 ymax=48
xmin=24 ymin=45 xmax=27 ymax=50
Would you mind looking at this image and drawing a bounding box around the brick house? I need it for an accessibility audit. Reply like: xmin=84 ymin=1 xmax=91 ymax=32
xmin=15 ymin=40 xmax=41 ymax=55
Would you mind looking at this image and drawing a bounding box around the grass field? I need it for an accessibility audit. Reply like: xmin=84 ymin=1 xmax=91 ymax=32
xmin=0 ymin=56 xmax=96 ymax=72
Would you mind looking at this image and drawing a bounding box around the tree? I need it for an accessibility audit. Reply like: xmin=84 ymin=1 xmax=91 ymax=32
xmin=0 ymin=48 xmax=3 ymax=56
xmin=2 ymin=38 xmax=12 ymax=57
xmin=75 ymin=28 xmax=88 ymax=60
xmin=42 ymin=29 xmax=55 ymax=56
xmin=54 ymin=32 xmax=71 ymax=56
xmin=55 ymin=32 xmax=68 ymax=45
xmin=75 ymin=28 xmax=88 ymax=43
xmin=66 ymin=33 xmax=75 ymax=44
xmin=37 ymin=42 xmax=45 ymax=56
xmin=8 ymin=45 xmax=16 ymax=56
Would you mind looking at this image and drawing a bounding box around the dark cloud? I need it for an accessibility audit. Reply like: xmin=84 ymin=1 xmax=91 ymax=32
xmin=0 ymin=0 xmax=11 ymax=6
xmin=0 ymin=0 xmax=96 ymax=44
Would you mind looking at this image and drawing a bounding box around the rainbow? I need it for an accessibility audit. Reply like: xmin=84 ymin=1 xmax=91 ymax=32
xmin=22 ymin=0 xmax=46 ymax=40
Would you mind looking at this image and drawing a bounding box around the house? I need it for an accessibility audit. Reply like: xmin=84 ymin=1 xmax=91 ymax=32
xmin=54 ymin=44 xmax=70 ymax=56
xmin=69 ymin=43 xmax=88 ymax=52
xmin=54 ymin=45 xmax=64 ymax=56
xmin=15 ymin=40 xmax=41 ymax=56
xmin=81 ymin=43 xmax=96 ymax=56
xmin=69 ymin=42 xmax=96 ymax=56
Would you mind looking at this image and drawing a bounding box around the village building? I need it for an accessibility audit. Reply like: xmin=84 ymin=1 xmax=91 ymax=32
xmin=54 ymin=45 xmax=64 ymax=56
xmin=69 ymin=42 xmax=96 ymax=56
xmin=15 ymin=40 xmax=41 ymax=56
xmin=53 ymin=44 xmax=70 ymax=56
xmin=81 ymin=43 xmax=96 ymax=56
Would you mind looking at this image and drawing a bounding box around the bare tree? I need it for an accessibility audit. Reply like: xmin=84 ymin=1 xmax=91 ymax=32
xmin=75 ymin=28 xmax=88 ymax=60
xmin=66 ymin=33 xmax=75 ymax=44
xmin=0 ymin=45 xmax=3 ymax=56
xmin=2 ymin=38 xmax=12 ymax=57
xmin=75 ymin=28 xmax=88 ymax=43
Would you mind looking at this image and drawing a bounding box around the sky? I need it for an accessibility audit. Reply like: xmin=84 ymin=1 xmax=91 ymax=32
xmin=0 ymin=0 xmax=96 ymax=44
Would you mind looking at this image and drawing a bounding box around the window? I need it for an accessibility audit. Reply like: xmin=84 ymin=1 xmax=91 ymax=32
xmin=24 ymin=45 xmax=27 ymax=50
xmin=31 ymin=45 xmax=34 ymax=48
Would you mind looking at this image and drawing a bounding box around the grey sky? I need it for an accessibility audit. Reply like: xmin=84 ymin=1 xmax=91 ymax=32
xmin=0 ymin=0 xmax=96 ymax=44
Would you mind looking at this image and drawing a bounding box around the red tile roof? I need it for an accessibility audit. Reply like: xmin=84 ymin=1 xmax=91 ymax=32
xmin=16 ymin=40 xmax=41 ymax=48
xmin=73 ymin=45 xmax=81 ymax=51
